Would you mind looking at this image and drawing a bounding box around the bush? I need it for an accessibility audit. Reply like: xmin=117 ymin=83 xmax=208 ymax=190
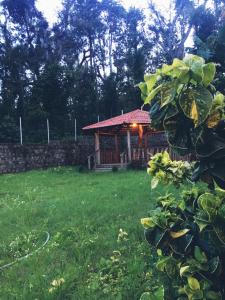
xmin=142 ymin=153 xmax=225 ymax=299
xmin=112 ymin=166 xmax=118 ymax=172
xmin=127 ymin=160 xmax=146 ymax=170
xmin=75 ymin=165 xmax=88 ymax=173
xmin=138 ymin=55 xmax=225 ymax=299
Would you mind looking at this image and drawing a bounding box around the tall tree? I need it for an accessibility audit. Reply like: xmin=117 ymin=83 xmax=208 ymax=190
xmin=146 ymin=0 xmax=209 ymax=69
xmin=0 ymin=0 xmax=50 ymax=142
xmin=192 ymin=0 xmax=225 ymax=93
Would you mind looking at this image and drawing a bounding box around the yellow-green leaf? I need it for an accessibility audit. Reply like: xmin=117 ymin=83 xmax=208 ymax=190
xmin=145 ymin=84 xmax=162 ymax=104
xmin=151 ymin=177 xmax=159 ymax=189
xmin=191 ymin=102 xmax=198 ymax=124
xmin=144 ymin=74 xmax=158 ymax=92
xmin=184 ymin=54 xmax=205 ymax=67
xmin=214 ymin=92 xmax=225 ymax=106
xmin=180 ymin=265 xmax=190 ymax=277
xmin=161 ymin=64 xmax=173 ymax=75
xmin=141 ymin=218 xmax=155 ymax=229
xmin=172 ymin=58 xmax=186 ymax=68
xmin=202 ymin=63 xmax=216 ymax=87
xmin=194 ymin=246 xmax=207 ymax=264
xmin=170 ymin=229 xmax=190 ymax=239
xmin=188 ymin=276 xmax=201 ymax=290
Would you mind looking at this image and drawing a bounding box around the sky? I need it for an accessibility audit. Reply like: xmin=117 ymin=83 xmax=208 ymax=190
xmin=35 ymin=0 xmax=193 ymax=46
xmin=36 ymin=0 xmax=171 ymax=25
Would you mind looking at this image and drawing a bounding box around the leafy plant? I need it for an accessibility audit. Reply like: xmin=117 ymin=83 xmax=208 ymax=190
xmin=147 ymin=151 xmax=193 ymax=189
xmin=141 ymin=181 xmax=225 ymax=299
xmin=139 ymin=55 xmax=225 ymax=299
xmin=139 ymin=54 xmax=225 ymax=189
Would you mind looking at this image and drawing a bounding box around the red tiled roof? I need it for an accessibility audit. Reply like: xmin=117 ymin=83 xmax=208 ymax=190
xmin=83 ymin=109 xmax=150 ymax=130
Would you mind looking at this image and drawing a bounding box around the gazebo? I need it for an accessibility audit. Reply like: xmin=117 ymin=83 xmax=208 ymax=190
xmin=83 ymin=109 xmax=166 ymax=170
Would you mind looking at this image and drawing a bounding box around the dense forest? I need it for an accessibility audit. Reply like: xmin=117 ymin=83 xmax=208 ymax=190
xmin=0 ymin=0 xmax=225 ymax=142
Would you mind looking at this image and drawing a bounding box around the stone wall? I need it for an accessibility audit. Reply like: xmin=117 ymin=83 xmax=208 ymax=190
xmin=0 ymin=133 xmax=168 ymax=174
xmin=0 ymin=140 xmax=94 ymax=174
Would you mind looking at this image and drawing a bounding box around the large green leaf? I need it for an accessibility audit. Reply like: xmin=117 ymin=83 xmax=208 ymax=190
xmin=173 ymin=58 xmax=186 ymax=68
xmin=199 ymin=230 xmax=224 ymax=257
xmin=183 ymin=55 xmax=205 ymax=67
xmin=214 ymin=225 xmax=225 ymax=246
xmin=194 ymin=246 xmax=207 ymax=264
xmin=171 ymin=58 xmax=190 ymax=80
xmin=145 ymin=84 xmax=162 ymax=104
xmin=161 ymin=64 xmax=174 ymax=75
xmin=149 ymin=100 xmax=168 ymax=130
xmin=196 ymin=129 xmax=225 ymax=159
xmin=205 ymin=290 xmax=222 ymax=300
xmin=184 ymin=54 xmax=205 ymax=82
xmin=198 ymin=193 xmax=220 ymax=211
xmin=163 ymin=108 xmax=193 ymax=155
xmin=144 ymin=74 xmax=158 ymax=92
xmin=160 ymin=82 xmax=177 ymax=107
xmin=179 ymin=86 xmax=213 ymax=126
xmin=208 ymin=256 xmax=221 ymax=275
xmin=202 ymin=63 xmax=216 ymax=87
xmin=140 ymin=286 xmax=164 ymax=300
xmin=211 ymin=162 xmax=225 ymax=189
xmin=193 ymin=128 xmax=225 ymax=188
xmin=139 ymin=82 xmax=148 ymax=101
xmin=194 ymin=209 xmax=210 ymax=232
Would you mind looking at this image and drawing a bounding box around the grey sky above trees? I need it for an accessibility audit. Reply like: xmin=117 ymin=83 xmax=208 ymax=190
xmin=36 ymin=0 xmax=169 ymax=25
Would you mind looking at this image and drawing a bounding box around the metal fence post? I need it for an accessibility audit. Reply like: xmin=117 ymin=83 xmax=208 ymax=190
xmin=19 ymin=117 xmax=23 ymax=145
xmin=47 ymin=119 xmax=50 ymax=144
xmin=75 ymin=118 xmax=77 ymax=142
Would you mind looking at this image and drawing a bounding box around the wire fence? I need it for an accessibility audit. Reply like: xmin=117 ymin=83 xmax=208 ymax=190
xmin=0 ymin=111 xmax=127 ymax=144
xmin=0 ymin=117 xmax=86 ymax=144
xmin=0 ymin=109 xmax=168 ymax=147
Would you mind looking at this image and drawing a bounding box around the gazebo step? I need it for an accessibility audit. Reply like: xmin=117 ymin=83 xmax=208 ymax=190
xmin=95 ymin=163 xmax=128 ymax=171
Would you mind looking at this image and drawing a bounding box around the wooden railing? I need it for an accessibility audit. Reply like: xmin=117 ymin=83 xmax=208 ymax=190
xmin=88 ymin=146 xmax=192 ymax=169
xmin=131 ymin=146 xmax=192 ymax=162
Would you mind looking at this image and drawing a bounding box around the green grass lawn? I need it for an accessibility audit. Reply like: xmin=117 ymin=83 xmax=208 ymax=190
xmin=0 ymin=167 xmax=169 ymax=299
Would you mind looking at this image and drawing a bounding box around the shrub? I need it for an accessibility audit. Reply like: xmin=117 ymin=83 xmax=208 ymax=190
xmin=112 ymin=166 xmax=119 ymax=172
xmin=127 ymin=160 xmax=146 ymax=170
xmin=138 ymin=55 xmax=225 ymax=300
xmin=76 ymin=165 xmax=88 ymax=173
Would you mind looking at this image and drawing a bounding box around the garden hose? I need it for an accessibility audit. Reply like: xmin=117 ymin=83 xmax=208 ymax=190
xmin=0 ymin=231 xmax=50 ymax=271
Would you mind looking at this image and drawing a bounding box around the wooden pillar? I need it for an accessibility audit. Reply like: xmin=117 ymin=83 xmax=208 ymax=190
xmin=144 ymin=132 xmax=148 ymax=159
xmin=95 ymin=132 xmax=100 ymax=164
xmin=127 ymin=129 xmax=131 ymax=162
xmin=115 ymin=134 xmax=119 ymax=162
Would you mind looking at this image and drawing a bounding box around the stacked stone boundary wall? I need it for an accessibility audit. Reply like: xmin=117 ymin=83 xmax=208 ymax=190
xmin=0 ymin=140 xmax=94 ymax=174
xmin=0 ymin=133 xmax=167 ymax=174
